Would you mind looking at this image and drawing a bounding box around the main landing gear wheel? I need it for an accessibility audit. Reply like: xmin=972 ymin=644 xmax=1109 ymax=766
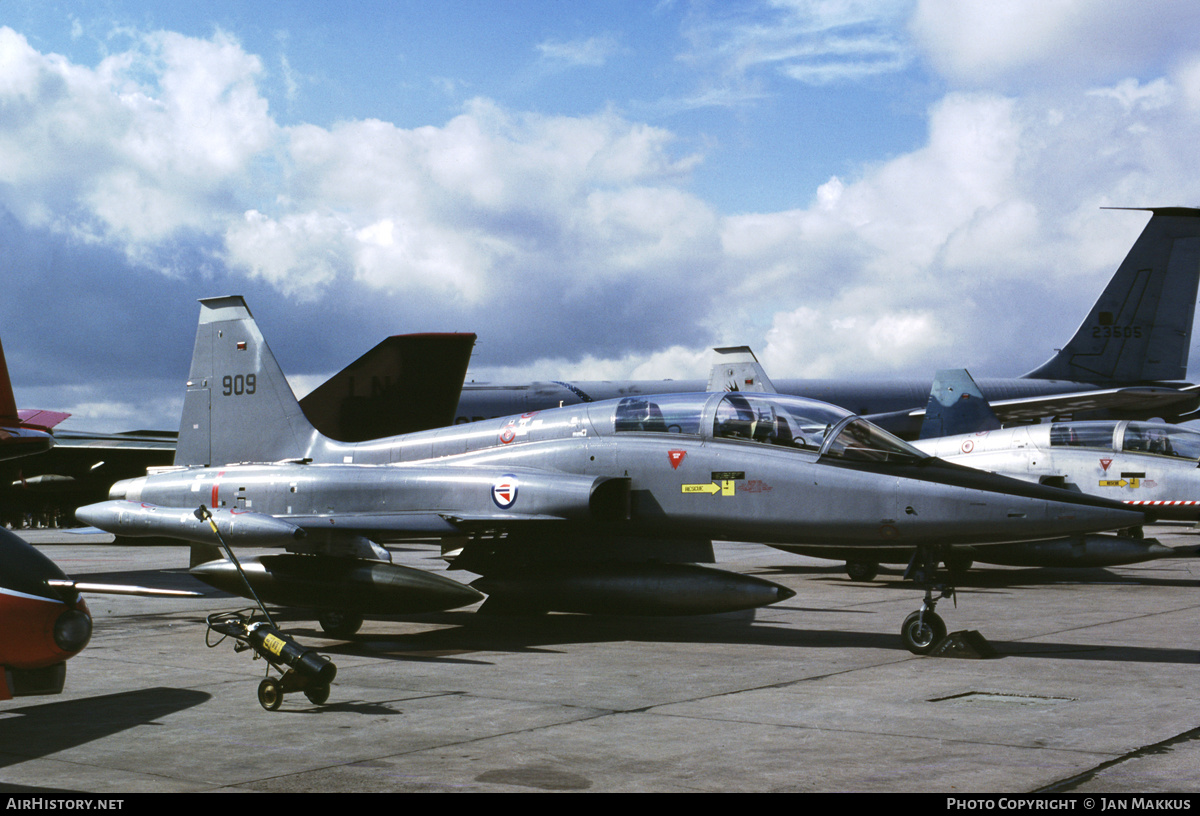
xmin=845 ymin=560 xmax=879 ymax=582
xmin=945 ymin=555 xmax=973 ymax=575
xmin=900 ymin=610 xmax=946 ymax=655
xmin=258 ymin=677 xmax=283 ymax=711
xmin=317 ymin=611 xmax=364 ymax=638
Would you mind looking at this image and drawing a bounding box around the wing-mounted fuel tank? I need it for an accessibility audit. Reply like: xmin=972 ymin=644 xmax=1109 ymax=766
xmin=470 ymin=563 xmax=795 ymax=616
xmin=451 ymin=534 xmax=794 ymax=616
xmin=973 ymin=533 xmax=1174 ymax=568
xmin=190 ymin=554 xmax=485 ymax=616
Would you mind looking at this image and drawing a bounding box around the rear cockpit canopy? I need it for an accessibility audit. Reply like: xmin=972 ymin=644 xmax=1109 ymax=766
xmin=1050 ymin=420 xmax=1200 ymax=461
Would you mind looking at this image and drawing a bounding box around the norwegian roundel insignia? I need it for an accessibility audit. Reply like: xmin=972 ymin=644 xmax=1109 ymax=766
xmin=492 ymin=476 xmax=519 ymax=509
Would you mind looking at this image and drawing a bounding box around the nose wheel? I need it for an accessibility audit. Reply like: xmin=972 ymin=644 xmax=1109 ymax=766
xmin=901 ymin=609 xmax=946 ymax=654
xmin=901 ymin=546 xmax=956 ymax=655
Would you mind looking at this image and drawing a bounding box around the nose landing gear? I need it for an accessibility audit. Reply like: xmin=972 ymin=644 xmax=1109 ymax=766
xmin=901 ymin=546 xmax=956 ymax=655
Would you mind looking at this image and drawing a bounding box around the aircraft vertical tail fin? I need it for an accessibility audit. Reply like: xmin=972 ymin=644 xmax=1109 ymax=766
xmin=299 ymin=332 xmax=476 ymax=440
xmin=919 ymin=369 xmax=1002 ymax=439
xmin=0 ymin=336 xmax=18 ymax=425
xmin=1024 ymin=208 xmax=1200 ymax=384
xmin=175 ymin=297 xmax=320 ymax=467
xmin=706 ymin=346 xmax=778 ymax=393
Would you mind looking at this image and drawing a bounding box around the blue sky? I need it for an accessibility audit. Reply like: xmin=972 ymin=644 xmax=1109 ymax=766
xmin=2 ymin=1 xmax=1200 ymax=432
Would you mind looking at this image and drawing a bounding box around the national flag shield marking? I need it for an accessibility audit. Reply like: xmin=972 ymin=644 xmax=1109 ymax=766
xmin=492 ymin=476 xmax=519 ymax=509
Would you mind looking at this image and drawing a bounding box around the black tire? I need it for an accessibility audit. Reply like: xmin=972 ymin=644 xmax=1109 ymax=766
xmin=900 ymin=610 xmax=946 ymax=655
xmin=318 ymin=611 xmax=364 ymax=638
xmin=845 ymin=560 xmax=878 ymax=582
xmin=258 ymin=677 xmax=283 ymax=711
xmin=304 ymin=684 xmax=331 ymax=706
xmin=945 ymin=555 xmax=973 ymax=575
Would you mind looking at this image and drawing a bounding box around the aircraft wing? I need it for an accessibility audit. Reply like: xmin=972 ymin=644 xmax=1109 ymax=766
xmin=961 ymin=385 xmax=1200 ymax=423
xmin=886 ymin=385 xmax=1200 ymax=428
xmin=0 ymin=429 xmax=176 ymax=503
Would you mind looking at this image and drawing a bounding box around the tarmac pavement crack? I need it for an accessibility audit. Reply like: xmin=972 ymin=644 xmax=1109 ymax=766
xmin=1035 ymin=724 xmax=1200 ymax=793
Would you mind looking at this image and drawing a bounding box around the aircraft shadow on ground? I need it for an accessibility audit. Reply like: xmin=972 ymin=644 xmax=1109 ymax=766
xmin=259 ymin=603 xmax=1200 ymax=667
xmin=766 ymin=562 xmax=1200 ymax=590
xmin=0 ymin=687 xmax=210 ymax=781
xmin=72 ymin=564 xmax=1199 ymax=667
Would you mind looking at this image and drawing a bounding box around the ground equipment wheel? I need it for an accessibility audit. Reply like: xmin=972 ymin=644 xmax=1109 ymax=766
xmin=258 ymin=677 xmax=283 ymax=711
xmin=304 ymin=684 xmax=331 ymax=705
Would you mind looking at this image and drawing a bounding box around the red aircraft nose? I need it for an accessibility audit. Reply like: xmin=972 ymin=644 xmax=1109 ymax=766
xmin=0 ymin=593 xmax=93 ymax=669
xmin=1 ymin=527 xmax=94 ymax=699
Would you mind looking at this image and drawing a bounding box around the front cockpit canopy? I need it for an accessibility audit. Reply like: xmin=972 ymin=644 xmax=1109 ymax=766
xmin=611 ymin=393 xmax=927 ymax=463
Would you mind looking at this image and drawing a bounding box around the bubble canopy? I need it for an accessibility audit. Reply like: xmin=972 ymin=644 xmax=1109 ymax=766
xmin=1050 ymin=419 xmax=1200 ymax=461
xmin=607 ymin=392 xmax=927 ymax=463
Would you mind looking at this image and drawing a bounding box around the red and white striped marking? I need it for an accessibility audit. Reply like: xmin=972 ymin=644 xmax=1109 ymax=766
xmin=1123 ymin=500 xmax=1200 ymax=506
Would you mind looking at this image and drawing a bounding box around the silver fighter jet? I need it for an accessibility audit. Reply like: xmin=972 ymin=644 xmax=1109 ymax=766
xmin=917 ymin=369 xmax=1200 ymax=532
xmin=77 ymin=297 xmax=1149 ymax=654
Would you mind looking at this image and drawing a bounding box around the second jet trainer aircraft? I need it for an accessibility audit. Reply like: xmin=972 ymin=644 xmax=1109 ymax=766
xmin=454 ymin=208 xmax=1200 ymax=435
xmin=916 ymin=369 xmax=1200 ymax=532
xmin=78 ymin=297 xmax=1151 ymax=654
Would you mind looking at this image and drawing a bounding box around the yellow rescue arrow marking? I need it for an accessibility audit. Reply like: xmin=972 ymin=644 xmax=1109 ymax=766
xmin=682 ymin=481 xmax=736 ymax=496
xmin=1099 ymin=478 xmax=1140 ymax=488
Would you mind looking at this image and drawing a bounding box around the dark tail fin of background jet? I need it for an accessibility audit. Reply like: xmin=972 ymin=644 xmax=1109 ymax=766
xmin=1024 ymin=208 xmax=1200 ymax=384
xmin=299 ymin=332 xmax=476 ymax=441
xmin=0 ymin=336 xmax=20 ymax=426
xmin=918 ymin=369 xmax=1002 ymax=439
xmin=175 ymin=296 xmax=321 ymax=468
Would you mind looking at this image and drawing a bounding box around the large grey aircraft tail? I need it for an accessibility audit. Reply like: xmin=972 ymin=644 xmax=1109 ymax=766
xmin=1024 ymin=208 xmax=1200 ymax=384
xmin=175 ymin=296 xmax=321 ymax=467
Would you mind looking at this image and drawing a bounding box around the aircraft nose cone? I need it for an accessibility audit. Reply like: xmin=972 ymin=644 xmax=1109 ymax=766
xmin=909 ymin=460 xmax=1150 ymax=543
xmin=988 ymin=493 xmax=1148 ymax=542
xmin=1057 ymin=502 xmax=1146 ymax=530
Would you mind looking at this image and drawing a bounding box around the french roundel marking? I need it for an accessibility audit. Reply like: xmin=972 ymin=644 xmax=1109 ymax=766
xmin=961 ymin=440 xmax=974 ymax=454
xmin=492 ymin=476 xmax=519 ymax=509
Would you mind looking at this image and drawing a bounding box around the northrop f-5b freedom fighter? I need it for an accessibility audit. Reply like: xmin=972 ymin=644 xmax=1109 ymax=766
xmin=78 ymin=298 xmax=1151 ymax=654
